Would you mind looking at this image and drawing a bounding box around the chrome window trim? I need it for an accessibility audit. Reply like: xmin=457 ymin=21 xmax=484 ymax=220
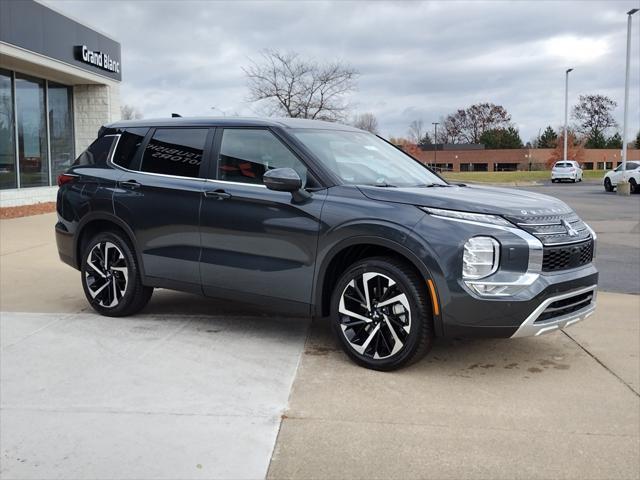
xmin=204 ymin=178 xmax=267 ymax=188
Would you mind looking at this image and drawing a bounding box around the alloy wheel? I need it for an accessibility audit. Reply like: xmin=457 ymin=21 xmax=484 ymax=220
xmin=338 ymin=272 xmax=411 ymax=360
xmin=84 ymin=241 xmax=129 ymax=308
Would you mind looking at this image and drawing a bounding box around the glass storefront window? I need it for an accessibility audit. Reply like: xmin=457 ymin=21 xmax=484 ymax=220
xmin=48 ymin=82 xmax=74 ymax=183
xmin=0 ymin=69 xmax=16 ymax=189
xmin=16 ymin=74 xmax=49 ymax=188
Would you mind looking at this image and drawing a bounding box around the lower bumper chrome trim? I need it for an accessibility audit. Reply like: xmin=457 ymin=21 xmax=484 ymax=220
xmin=511 ymin=285 xmax=597 ymax=338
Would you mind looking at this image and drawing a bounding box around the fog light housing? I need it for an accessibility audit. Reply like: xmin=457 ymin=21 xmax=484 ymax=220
xmin=462 ymin=236 xmax=500 ymax=280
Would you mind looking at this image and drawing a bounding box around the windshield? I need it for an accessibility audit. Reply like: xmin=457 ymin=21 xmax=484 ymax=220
xmin=291 ymin=129 xmax=446 ymax=187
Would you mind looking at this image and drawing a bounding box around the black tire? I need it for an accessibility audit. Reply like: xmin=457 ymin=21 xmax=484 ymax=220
xmin=604 ymin=177 xmax=613 ymax=192
xmin=630 ymin=178 xmax=638 ymax=194
xmin=81 ymin=231 xmax=153 ymax=317
xmin=330 ymin=256 xmax=434 ymax=371
xmin=551 ymin=179 xmax=556 ymax=183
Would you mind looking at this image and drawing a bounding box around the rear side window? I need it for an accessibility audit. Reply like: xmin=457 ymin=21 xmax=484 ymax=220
xmin=73 ymin=135 xmax=117 ymax=167
xmin=112 ymin=127 xmax=149 ymax=170
xmin=140 ymin=128 xmax=208 ymax=178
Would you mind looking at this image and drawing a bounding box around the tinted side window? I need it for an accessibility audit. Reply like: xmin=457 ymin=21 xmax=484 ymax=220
xmin=112 ymin=127 xmax=149 ymax=170
xmin=218 ymin=129 xmax=307 ymax=185
xmin=140 ymin=128 xmax=207 ymax=178
xmin=73 ymin=135 xmax=117 ymax=167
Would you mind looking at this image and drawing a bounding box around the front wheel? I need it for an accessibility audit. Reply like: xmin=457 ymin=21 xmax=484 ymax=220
xmin=630 ymin=178 xmax=638 ymax=194
xmin=330 ymin=257 xmax=434 ymax=371
xmin=81 ymin=231 xmax=153 ymax=317
xmin=604 ymin=177 xmax=613 ymax=192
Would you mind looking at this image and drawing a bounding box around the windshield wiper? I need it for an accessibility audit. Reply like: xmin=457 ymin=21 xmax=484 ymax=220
xmin=414 ymin=183 xmax=449 ymax=188
xmin=372 ymin=183 xmax=397 ymax=187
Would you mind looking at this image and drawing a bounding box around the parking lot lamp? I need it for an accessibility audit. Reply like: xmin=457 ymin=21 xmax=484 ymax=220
xmin=620 ymin=8 xmax=638 ymax=194
xmin=563 ymin=68 xmax=573 ymax=162
xmin=432 ymin=122 xmax=439 ymax=168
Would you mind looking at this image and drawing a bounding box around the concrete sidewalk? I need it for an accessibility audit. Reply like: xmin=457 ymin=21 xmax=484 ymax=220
xmin=268 ymin=292 xmax=640 ymax=480
xmin=1 ymin=213 xmax=639 ymax=479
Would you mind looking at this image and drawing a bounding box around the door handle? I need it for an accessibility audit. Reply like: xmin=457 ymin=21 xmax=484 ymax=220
xmin=204 ymin=189 xmax=232 ymax=200
xmin=120 ymin=180 xmax=141 ymax=190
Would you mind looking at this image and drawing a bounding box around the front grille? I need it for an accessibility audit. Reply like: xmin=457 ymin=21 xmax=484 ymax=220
xmin=536 ymin=291 xmax=594 ymax=323
xmin=505 ymin=212 xmax=591 ymax=246
xmin=542 ymin=240 xmax=593 ymax=272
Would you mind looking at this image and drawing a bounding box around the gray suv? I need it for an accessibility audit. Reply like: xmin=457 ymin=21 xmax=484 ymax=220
xmin=55 ymin=117 xmax=598 ymax=370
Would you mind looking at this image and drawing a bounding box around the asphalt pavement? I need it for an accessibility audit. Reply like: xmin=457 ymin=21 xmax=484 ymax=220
xmin=517 ymin=180 xmax=640 ymax=294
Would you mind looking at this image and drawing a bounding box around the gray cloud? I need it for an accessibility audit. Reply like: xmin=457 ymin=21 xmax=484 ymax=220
xmin=45 ymin=0 xmax=640 ymax=141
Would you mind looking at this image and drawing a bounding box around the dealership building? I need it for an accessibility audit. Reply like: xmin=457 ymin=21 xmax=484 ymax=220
xmin=0 ymin=0 xmax=121 ymax=207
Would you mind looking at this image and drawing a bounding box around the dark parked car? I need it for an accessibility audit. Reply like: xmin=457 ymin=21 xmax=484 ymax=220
xmin=56 ymin=117 xmax=598 ymax=370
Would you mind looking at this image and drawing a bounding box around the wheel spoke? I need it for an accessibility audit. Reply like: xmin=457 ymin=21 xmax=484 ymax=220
xmin=353 ymin=323 xmax=380 ymax=355
xmin=87 ymin=259 xmax=107 ymax=278
xmin=89 ymin=279 xmax=110 ymax=299
xmin=377 ymin=293 xmax=409 ymax=311
xmin=383 ymin=315 xmax=404 ymax=356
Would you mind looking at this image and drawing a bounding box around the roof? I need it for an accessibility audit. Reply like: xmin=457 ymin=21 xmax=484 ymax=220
xmin=106 ymin=116 xmax=364 ymax=132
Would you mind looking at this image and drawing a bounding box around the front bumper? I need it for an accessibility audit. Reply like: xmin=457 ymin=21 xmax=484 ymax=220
xmin=510 ymin=284 xmax=596 ymax=337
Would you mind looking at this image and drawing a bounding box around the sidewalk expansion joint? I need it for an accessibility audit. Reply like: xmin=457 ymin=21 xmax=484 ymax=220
xmin=562 ymin=329 xmax=639 ymax=397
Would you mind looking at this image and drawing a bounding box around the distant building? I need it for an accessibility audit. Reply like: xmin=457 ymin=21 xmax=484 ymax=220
xmin=403 ymin=146 xmax=640 ymax=172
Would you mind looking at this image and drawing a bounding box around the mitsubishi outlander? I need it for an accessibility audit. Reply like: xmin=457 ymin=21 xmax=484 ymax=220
xmin=55 ymin=117 xmax=598 ymax=370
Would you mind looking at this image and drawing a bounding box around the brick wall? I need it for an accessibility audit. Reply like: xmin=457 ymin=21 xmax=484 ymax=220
xmin=407 ymin=147 xmax=640 ymax=171
xmin=73 ymin=84 xmax=121 ymax=155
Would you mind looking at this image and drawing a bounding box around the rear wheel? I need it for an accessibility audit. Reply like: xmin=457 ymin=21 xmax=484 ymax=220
xmin=604 ymin=177 xmax=613 ymax=192
xmin=81 ymin=231 xmax=153 ymax=317
xmin=330 ymin=257 xmax=433 ymax=371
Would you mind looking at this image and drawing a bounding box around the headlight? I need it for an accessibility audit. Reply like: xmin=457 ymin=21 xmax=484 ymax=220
xmin=421 ymin=207 xmax=513 ymax=227
xmin=463 ymin=236 xmax=500 ymax=279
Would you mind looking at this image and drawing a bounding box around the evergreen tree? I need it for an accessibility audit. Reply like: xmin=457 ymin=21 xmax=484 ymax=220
xmin=479 ymin=126 xmax=523 ymax=149
xmin=538 ymin=126 xmax=558 ymax=148
xmin=418 ymin=132 xmax=433 ymax=147
xmin=605 ymin=132 xmax=623 ymax=149
xmin=585 ymin=129 xmax=607 ymax=149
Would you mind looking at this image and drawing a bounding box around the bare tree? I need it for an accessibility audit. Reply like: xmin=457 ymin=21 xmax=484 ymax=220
xmin=352 ymin=112 xmax=379 ymax=134
xmin=120 ymin=104 xmax=143 ymax=120
xmin=407 ymin=120 xmax=425 ymax=144
xmin=441 ymin=103 xmax=512 ymax=143
xmin=572 ymin=94 xmax=617 ymax=138
xmin=244 ymin=49 xmax=358 ymax=121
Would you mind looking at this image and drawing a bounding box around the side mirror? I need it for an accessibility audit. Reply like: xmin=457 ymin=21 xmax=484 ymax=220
xmin=263 ymin=167 xmax=302 ymax=192
xmin=263 ymin=167 xmax=312 ymax=202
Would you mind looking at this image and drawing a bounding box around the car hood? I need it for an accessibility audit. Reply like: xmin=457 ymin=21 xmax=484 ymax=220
xmin=357 ymin=184 xmax=573 ymax=217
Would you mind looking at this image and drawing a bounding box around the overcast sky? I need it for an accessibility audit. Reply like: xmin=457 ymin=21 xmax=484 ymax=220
xmin=45 ymin=0 xmax=640 ymax=142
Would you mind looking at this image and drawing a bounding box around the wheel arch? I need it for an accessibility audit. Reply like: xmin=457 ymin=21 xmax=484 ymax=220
xmin=74 ymin=213 xmax=143 ymax=275
xmin=313 ymin=236 xmax=439 ymax=322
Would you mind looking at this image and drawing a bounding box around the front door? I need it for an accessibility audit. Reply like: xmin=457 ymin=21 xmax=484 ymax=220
xmin=113 ymin=127 xmax=213 ymax=288
xmin=199 ymin=128 xmax=326 ymax=310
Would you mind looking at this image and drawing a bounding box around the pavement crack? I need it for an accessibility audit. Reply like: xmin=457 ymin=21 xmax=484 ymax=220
xmin=562 ymin=329 xmax=639 ymax=397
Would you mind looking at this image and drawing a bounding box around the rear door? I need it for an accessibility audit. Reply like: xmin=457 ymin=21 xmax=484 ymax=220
xmin=199 ymin=127 xmax=326 ymax=309
xmin=112 ymin=127 xmax=214 ymax=289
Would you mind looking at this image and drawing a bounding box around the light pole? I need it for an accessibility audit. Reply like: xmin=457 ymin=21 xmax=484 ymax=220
xmin=432 ymin=122 xmax=439 ymax=168
xmin=619 ymin=8 xmax=638 ymax=194
xmin=563 ymin=68 xmax=573 ymax=162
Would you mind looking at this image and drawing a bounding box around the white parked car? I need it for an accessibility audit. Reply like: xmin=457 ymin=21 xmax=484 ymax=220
xmin=604 ymin=161 xmax=640 ymax=193
xmin=551 ymin=161 xmax=583 ymax=183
